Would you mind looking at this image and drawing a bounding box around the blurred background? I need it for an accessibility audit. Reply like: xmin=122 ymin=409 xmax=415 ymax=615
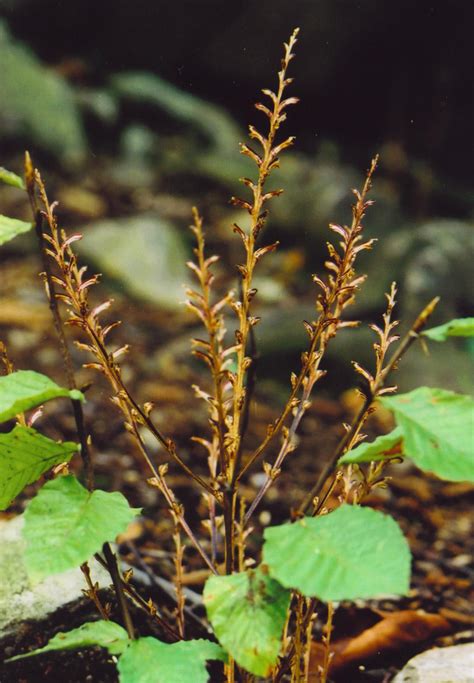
xmin=0 ymin=0 xmax=473 ymax=398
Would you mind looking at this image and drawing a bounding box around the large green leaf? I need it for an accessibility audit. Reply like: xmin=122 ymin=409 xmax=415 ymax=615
xmin=0 ymin=370 xmax=83 ymax=423
xmin=339 ymin=427 xmax=403 ymax=465
xmin=0 ymin=215 xmax=32 ymax=246
xmin=23 ymin=475 xmax=140 ymax=581
xmin=117 ymin=637 xmax=226 ymax=683
xmin=0 ymin=167 xmax=25 ymax=190
xmin=263 ymin=505 xmax=411 ymax=601
xmin=203 ymin=567 xmax=290 ymax=677
xmin=0 ymin=425 xmax=78 ymax=510
xmin=381 ymin=388 xmax=474 ymax=482
xmin=7 ymin=621 xmax=129 ymax=661
xmin=423 ymin=318 xmax=474 ymax=342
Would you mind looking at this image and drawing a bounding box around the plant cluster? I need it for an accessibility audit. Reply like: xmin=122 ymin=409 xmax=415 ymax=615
xmin=0 ymin=29 xmax=473 ymax=683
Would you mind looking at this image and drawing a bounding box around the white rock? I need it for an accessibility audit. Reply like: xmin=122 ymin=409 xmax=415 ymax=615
xmin=393 ymin=643 xmax=474 ymax=683
xmin=0 ymin=515 xmax=109 ymax=638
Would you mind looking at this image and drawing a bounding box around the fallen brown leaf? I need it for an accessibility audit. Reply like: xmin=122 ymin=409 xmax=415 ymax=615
xmin=309 ymin=609 xmax=453 ymax=679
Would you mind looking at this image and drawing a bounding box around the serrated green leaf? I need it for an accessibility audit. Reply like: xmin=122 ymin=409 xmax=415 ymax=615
xmin=0 ymin=425 xmax=78 ymax=510
xmin=117 ymin=637 xmax=226 ymax=683
xmin=0 ymin=167 xmax=25 ymax=190
xmin=263 ymin=505 xmax=411 ymax=601
xmin=0 ymin=370 xmax=83 ymax=423
xmin=23 ymin=475 xmax=141 ymax=581
xmin=380 ymin=387 xmax=474 ymax=482
xmin=7 ymin=621 xmax=129 ymax=661
xmin=339 ymin=427 xmax=404 ymax=465
xmin=0 ymin=215 xmax=32 ymax=246
xmin=423 ymin=318 xmax=474 ymax=342
xmin=203 ymin=567 xmax=290 ymax=677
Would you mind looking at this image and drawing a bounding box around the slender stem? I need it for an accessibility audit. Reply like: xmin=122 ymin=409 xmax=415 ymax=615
xmin=244 ymin=362 xmax=321 ymax=525
xmin=26 ymin=154 xmax=136 ymax=639
xmin=102 ymin=543 xmax=135 ymax=639
xmin=25 ymin=153 xmax=94 ymax=491
xmin=86 ymin=322 xmax=217 ymax=499
xmin=223 ymin=488 xmax=236 ymax=574
xmin=297 ymin=296 xmax=439 ymax=516
xmin=230 ymin=29 xmax=299 ymax=480
xmin=128 ymin=419 xmax=217 ymax=573
xmin=320 ymin=602 xmax=334 ymax=683
xmin=231 ymin=302 xmax=258 ymax=486
xmin=274 ymin=598 xmax=318 ymax=682
xmin=80 ymin=561 xmax=110 ymax=620
xmin=94 ymin=552 xmax=181 ymax=641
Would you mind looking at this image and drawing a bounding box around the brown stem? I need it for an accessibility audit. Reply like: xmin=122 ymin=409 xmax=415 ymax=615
xmin=102 ymin=543 xmax=135 ymax=639
xmin=80 ymin=561 xmax=110 ymax=620
xmin=297 ymin=295 xmax=439 ymax=516
xmin=127 ymin=420 xmax=217 ymax=574
xmin=231 ymin=307 xmax=258 ymax=487
xmin=25 ymin=152 xmax=94 ymax=491
xmin=85 ymin=322 xmax=217 ymax=499
xmin=244 ymin=360 xmax=322 ymax=525
xmin=223 ymin=487 xmax=236 ymax=574
xmin=236 ymin=333 xmax=320 ymax=482
xmin=94 ymin=552 xmax=181 ymax=642
xmin=274 ymin=598 xmax=318 ymax=682
xmin=320 ymin=602 xmax=334 ymax=683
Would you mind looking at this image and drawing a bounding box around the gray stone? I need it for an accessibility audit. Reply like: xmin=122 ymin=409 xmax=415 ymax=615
xmin=77 ymin=215 xmax=190 ymax=309
xmin=0 ymin=516 xmax=109 ymax=639
xmin=0 ymin=21 xmax=86 ymax=165
xmin=393 ymin=643 xmax=474 ymax=683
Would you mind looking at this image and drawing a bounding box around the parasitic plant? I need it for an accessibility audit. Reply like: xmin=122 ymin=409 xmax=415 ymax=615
xmin=0 ymin=28 xmax=473 ymax=683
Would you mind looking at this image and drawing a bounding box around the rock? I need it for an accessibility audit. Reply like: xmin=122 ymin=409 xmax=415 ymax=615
xmin=0 ymin=515 xmax=109 ymax=639
xmin=0 ymin=21 xmax=87 ymax=165
xmin=77 ymin=215 xmax=190 ymax=309
xmin=111 ymin=72 xmax=240 ymax=156
xmin=393 ymin=643 xmax=474 ymax=682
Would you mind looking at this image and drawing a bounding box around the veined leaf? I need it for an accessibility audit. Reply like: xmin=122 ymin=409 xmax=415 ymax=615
xmin=7 ymin=621 xmax=129 ymax=661
xmin=0 ymin=215 xmax=32 ymax=246
xmin=6 ymin=623 xmax=225 ymax=683
xmin=117 ymin=637 xmax=227 ymax=683
xmin=0 ymin=370 xmax=83 ymax=423
xmin=339 ymin=427 xmax=403 ymax=465
xmin=423 ymin=318 xmax=474 ymax=342
xmin=23 ymin=475 xmax=140 ymax=581
xmin=381 ymin=387 xmax=474 ymax=482
xmin=203 ymin=567 xmax=290 ymax=677
xmin=0 ymin=425 xmax=78 ymax=510
xmin=0 ymin=167 xmax=25 ymax=190
xmin=263 ymin=505 xmax=411 ymax=601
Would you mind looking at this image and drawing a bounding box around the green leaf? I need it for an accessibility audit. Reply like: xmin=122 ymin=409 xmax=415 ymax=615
xmin=0 ymin=370 xmax=83 ymax=423
xmin=380 ymin=387 xmax=474 ymax=482
xmin=117 ymin=637 xmax=226 ymax=683
xmin=0 ymin=167 xmax=25 ymax=190
xmin=0 ymin=425 xmax=78 ymax=510
xmin=7 ymin=621 xmax=129 ymax=661
xmin=0 ymin=215 xmax=32 ymax=246
xmin=423 ymin=318 xmax=474 ymax=342
xmin=23 ymin=475 xmax=141 ymax=581
xmin=339 ymin=427 xmax=404 ymax=465
xmin=263 ymin=505 xmax=411 ymax=601
xmin=203 ymin=567 xmax=290 ymax=677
